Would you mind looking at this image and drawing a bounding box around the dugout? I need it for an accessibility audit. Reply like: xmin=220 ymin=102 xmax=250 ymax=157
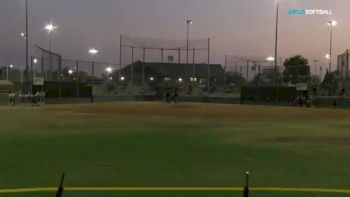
xmin=241 ymin=86 xmax=297 ymax=103
xmin=34 ymin=81 xmax=92 ymax=98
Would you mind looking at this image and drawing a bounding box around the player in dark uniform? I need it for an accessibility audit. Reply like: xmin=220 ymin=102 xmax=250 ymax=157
xmin=165 ymin=92 xmax=170 ymax=103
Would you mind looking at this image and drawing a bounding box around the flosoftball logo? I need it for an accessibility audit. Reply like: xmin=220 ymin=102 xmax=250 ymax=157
xmin=288 ymin=9 xmax=333 ymax=15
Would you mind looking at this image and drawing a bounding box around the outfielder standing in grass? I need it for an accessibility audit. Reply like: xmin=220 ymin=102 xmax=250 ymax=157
xmin=8 ymin=91 xmax=15 ymax=106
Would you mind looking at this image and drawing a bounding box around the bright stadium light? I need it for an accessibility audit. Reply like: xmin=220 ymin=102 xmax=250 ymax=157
xmin=33 ymin=58 xmax=38 ymax=64
xmin=45 ymin=23 xmax=57 ymax=33
xmin=149 ymin=77 xmax=155 ymax=81
xmin=325 ymin=53 xmax=331 ymax=59
xmin=120 ymin=76 xmax=125 ymax=81
xmin=109 ymin=77 xmax=113 ymax=80
xmin=266 ymin=56 xmax=275 ymax=62
xmin=178 ymin=77 xmax=183 ymax=82
xmin=89 ymin=48 xmax=98 ymax=56
xmin=105 ymin=66 xmax=112 ymax=74
xmin=20 ymin=32 xmax=26 ymax=38
xmin=327 ymin=20 xmax=337 ymax=26
xmin=68 ymin=69 xmax=73 ymax=75
xmin=9 ymin=64 xmax=13 ymax=68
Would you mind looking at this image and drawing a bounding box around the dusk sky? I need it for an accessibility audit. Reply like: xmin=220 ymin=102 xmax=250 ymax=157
xmin=1 ymin=0 xmax=350 ymax=72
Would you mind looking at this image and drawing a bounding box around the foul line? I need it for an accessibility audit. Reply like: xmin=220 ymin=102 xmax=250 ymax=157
xmin=1 ymin=186 xmax=350 ymax=194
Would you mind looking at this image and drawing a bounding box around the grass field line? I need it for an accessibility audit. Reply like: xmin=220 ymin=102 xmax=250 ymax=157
xmin=1 ymin=186 xmax=350 ymax=194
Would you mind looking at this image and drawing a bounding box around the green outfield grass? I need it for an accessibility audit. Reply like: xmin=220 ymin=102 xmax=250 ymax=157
xmin=1 ymin=102 xmax=350 ymax=196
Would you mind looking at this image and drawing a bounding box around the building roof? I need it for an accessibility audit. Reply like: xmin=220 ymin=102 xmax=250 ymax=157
xmin=124 ymin=61 xmax=224 ymax=78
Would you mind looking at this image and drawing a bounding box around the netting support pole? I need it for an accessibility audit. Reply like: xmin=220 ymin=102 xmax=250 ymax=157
xmin=235 ymin=61 xmax=238 ymax=84
xmin=41 ymin=51 xmax=44 ymax=80
xmin=30 ymin=56 xmax=33 ymax=93
xmin=58 ymin=57 xmax=62 ymax=98
xmin=142 ymin=47 xmax=145 ymax=89
xmin=207 ymin=38 xmax=210 ymax=94
xmin=30 ymin=56 xmax=33 ymax=78
xmin=25 ymin=0 xmax=29 ymax=90
xmin=258 ymin=62 xmax=261 ymax=85
xmin=224 ymin=55 xmax=227 ymax=90
xmin=119 ymin=35 xmax=122 ymax=89
xmin=192 ymin=48 xmax=195 ymax=77
xmin=91 ymin=62 xmax=94 ymax=78
xmin=178 ymin=48 xmax=181 ymax=64
xmin=161 ymin=48 xmax=164 ymax=63
xmin=76 ymin=60 xmax=79 ymax=97
xmin=131 ymin=46 xmax=134 ymax=89
xmin=49 ymin=34 xmax=52 ymax=81
xmin=246 ymin=61 xmax=249 ymax=82
xmin=91 ymin=61 xmax=94 ymax=102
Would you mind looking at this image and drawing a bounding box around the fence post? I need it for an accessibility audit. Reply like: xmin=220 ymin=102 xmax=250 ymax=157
xmin=243 ymin=171 xmax=249 ymax=197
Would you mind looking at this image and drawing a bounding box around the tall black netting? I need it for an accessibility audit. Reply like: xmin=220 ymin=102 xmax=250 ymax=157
xmin=32 ymin=45 xmax=62 ymax=82
xmin=119 ymin=35 xmax=211 ymax=96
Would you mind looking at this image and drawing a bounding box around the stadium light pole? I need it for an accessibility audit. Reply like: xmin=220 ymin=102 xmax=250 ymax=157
xmin=105 ymin=66 xmax=113 ymax=94
xmin=186 ymin=19 xmax=192 ymax=64
xmin=7 ymin=64 xmax=14 ymax=81
xmin=24 ymin=0 xmax=29 ymax=91
xmin=273 ymin=0 xmax=279 ymax=83
xmin=89 ymin=48 xmax=98 ymax=80
xmin=327 ymin=20 xmax=337 ymax=72
xmin=45 ymin=23 xmax=57 ymax=79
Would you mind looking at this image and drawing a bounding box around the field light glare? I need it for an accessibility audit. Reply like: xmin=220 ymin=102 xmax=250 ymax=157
xmin=325 ymin=53 xmax=331 ymax=59
xmin=327 ymin=20 xmax=337 ymax=26
xmin=149 ymin=77 xmax=154 ymax=81
xmin=266 ymin=56 xmax=275 ymax=62
xmin=178 ymin=78 xmax=183 ymax=82
xmin=68 ymin=69 xmax=73 ymax=75
xmin=89 ymin=48 xmax=98 ymax=55
xmin=33 ymin=58 xmax=38 ymax=64
xmin=105 ymin=67 xmax=112 ymax=73
xmin=9 ymin=64 xmax=13 ymax=68
xmin=120 ymin=76 xmax=125 ymax=81
xmin=45 ymin=23 xmax=57 ymax=33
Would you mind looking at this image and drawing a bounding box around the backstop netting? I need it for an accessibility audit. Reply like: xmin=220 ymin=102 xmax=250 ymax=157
xmin=119 ymin=35 xmax=210 ymax=95
xmin=32 ymin=45 xmax=62 ymax=82
xmin=225 ymin=55 xmax=277 ymax=85
xmin=32 ymin=45 xmax=122 ymax=96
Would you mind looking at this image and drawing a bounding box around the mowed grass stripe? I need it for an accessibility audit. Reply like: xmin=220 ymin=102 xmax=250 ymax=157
xmin=1 ymin=187 xmax=350 ymax=194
